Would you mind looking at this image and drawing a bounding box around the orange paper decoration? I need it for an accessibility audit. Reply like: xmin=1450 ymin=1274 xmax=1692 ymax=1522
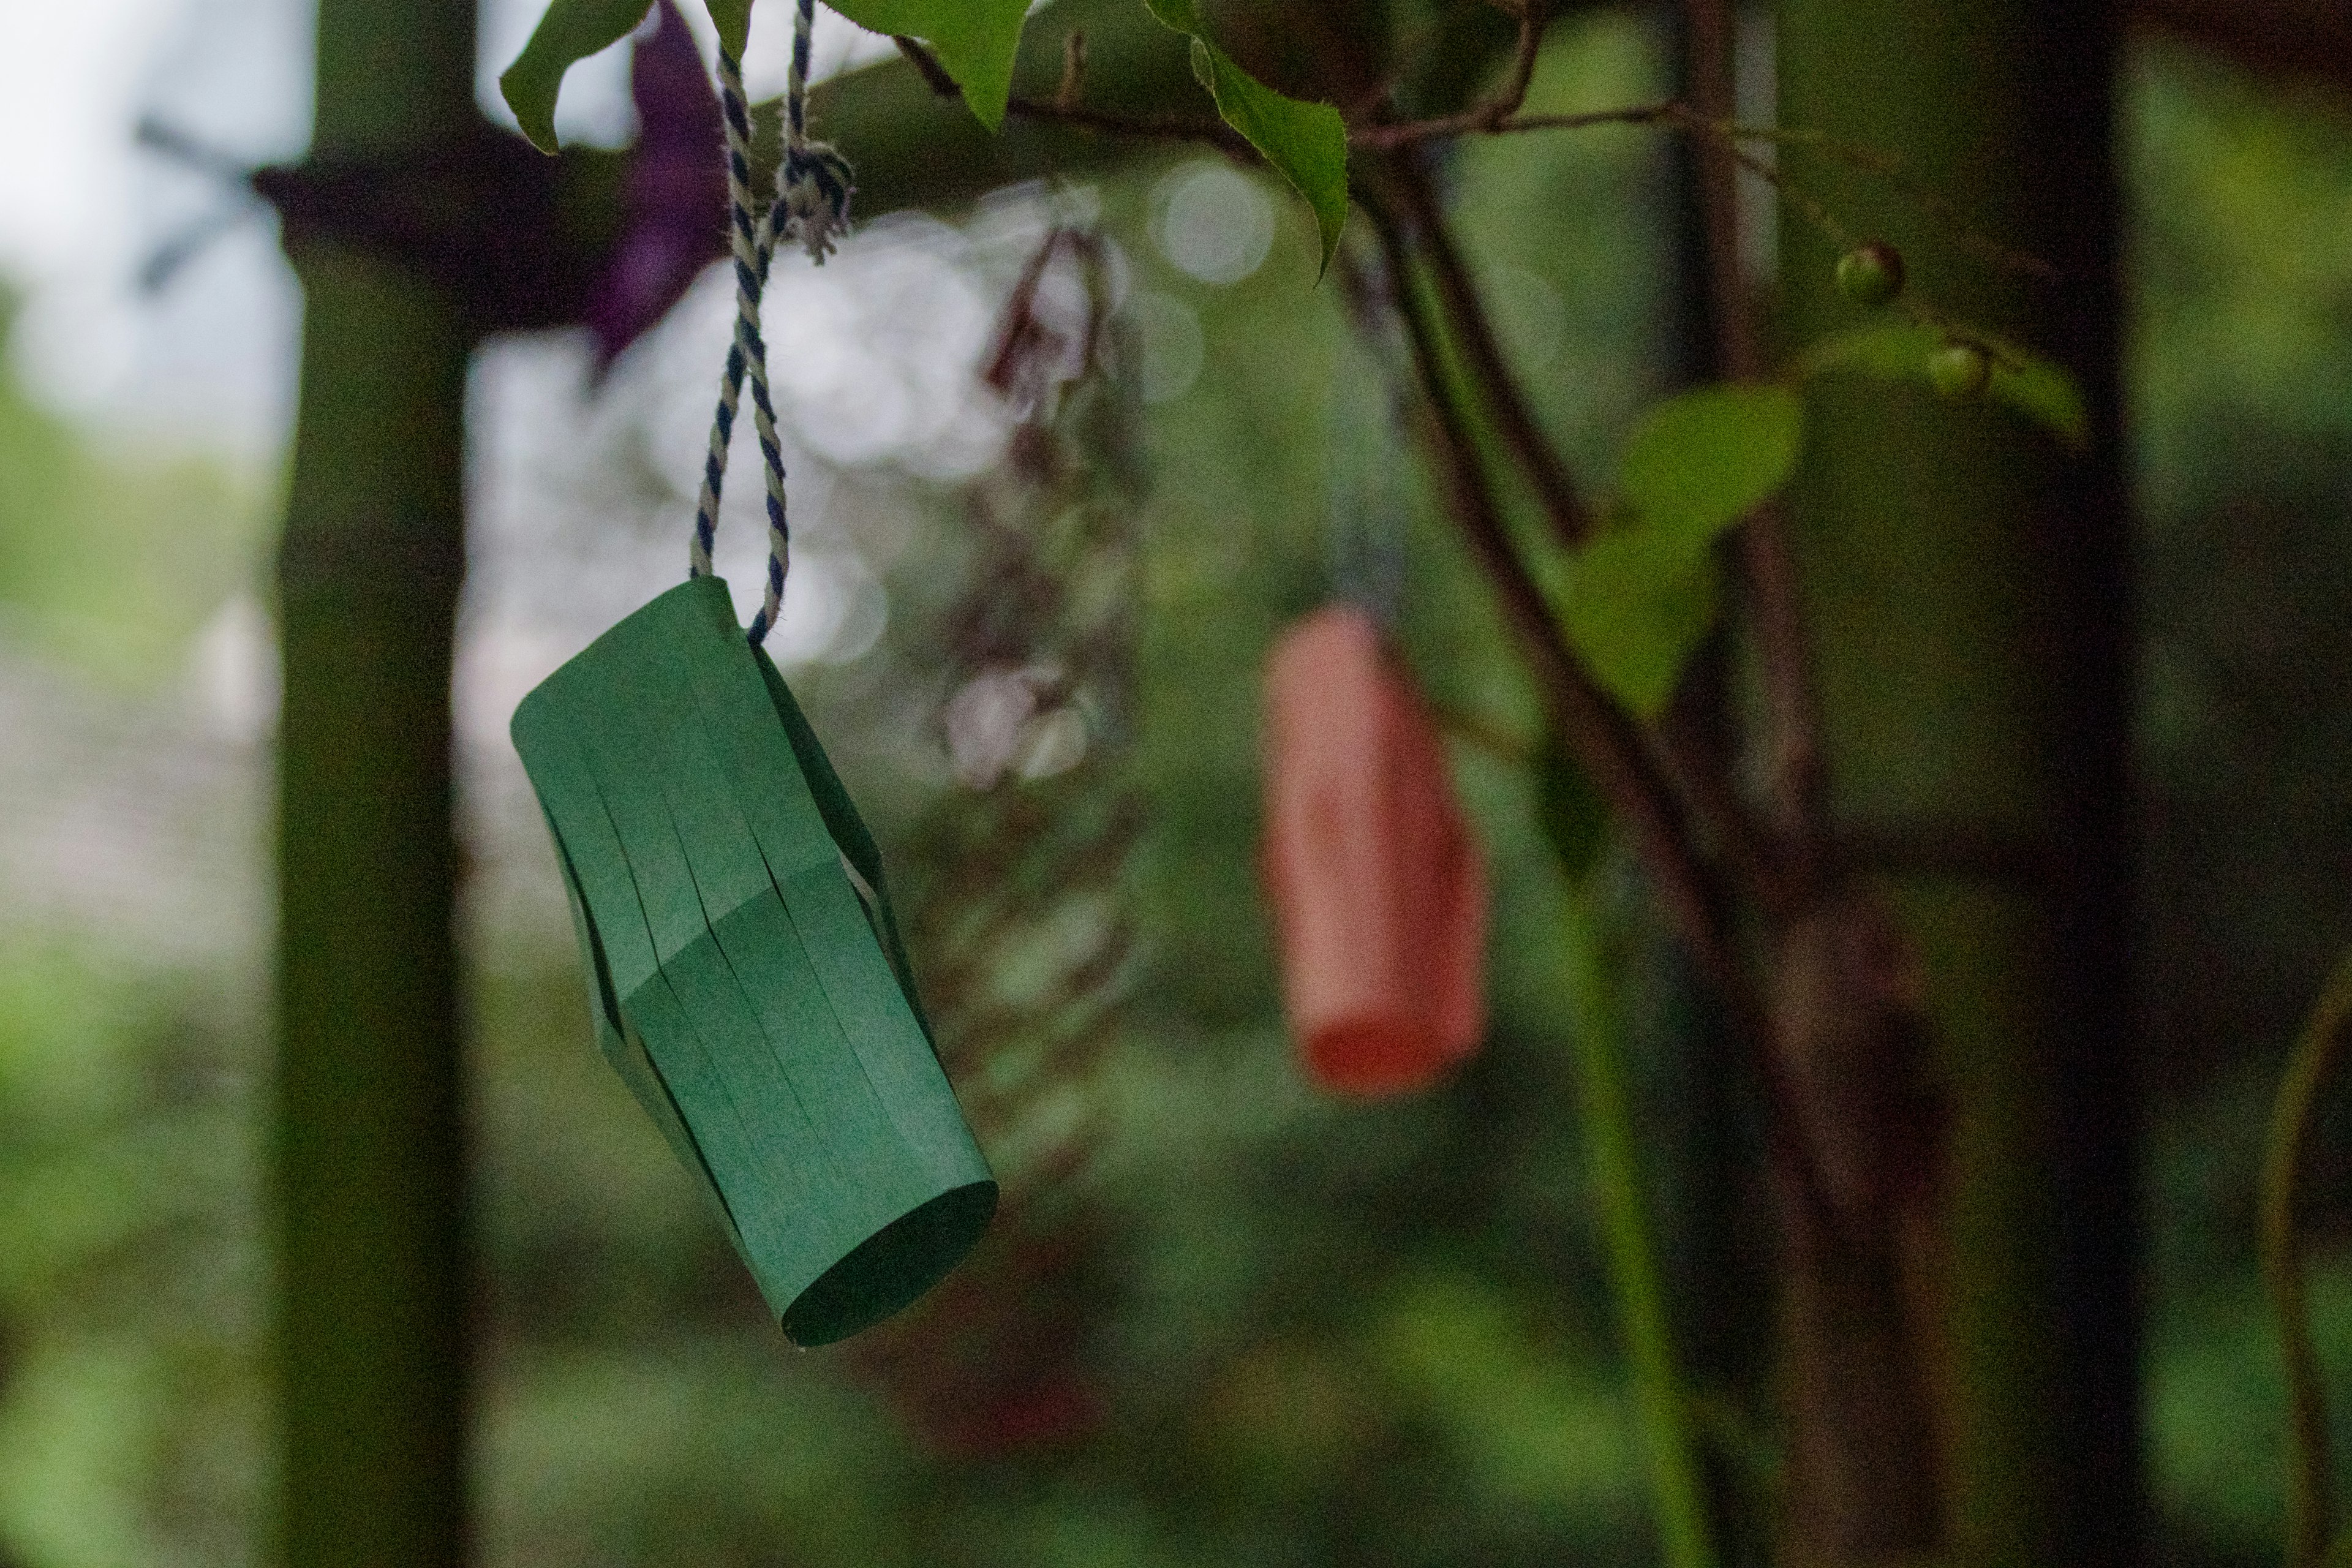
xmin=1260 ymin=605 xmax=1489 ymax=1095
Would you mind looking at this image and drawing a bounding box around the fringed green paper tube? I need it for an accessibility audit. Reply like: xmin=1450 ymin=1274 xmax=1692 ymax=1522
xmin=513 ymin=576 xmax=995 ymax=1346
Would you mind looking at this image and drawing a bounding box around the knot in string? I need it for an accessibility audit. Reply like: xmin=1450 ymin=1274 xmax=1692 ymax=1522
xmin=776 ymin=0 xmax=853 ymax=263
xmin=688 ymin=0 xmax=853 ymax=647
xmin=778 ymin=141 xmax=855 ymax=262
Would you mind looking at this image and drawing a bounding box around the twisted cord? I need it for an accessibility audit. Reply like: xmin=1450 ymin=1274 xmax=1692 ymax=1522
xmin=686 ymin=45 xmax=794 ymax=650
xmin=776 ymin=0 xmax=854 ymax=265
xmin=787 ymin=0 xmax=812 ymax=143
xmin=687 ymin=6 xmax=856 ymax=644
xmin=722 ymin=51 xmax=793 ymax=646
xmin=690 ymin=5 xmax=854 ymax=646
xmin=687 ymin=213 xmax=765 ymax=581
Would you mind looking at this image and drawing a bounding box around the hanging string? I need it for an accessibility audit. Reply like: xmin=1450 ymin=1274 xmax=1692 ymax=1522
xmin=1329 ymin=260 xmax=1411 ymax=630
xmin=778 ymin=0 xmax=856 ymax=263
xmin=688 ymin=0 xmax=854 ymax=647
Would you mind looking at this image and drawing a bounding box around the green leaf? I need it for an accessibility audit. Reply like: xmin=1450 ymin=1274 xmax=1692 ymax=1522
xmin=1991 ymin=347 xmax=2089 ymax=449
xmin=703 ymin=0 xmax=750 ymax=59
xmin=1795 ymin=320 xmax=1941 ymax=381
xmin=1796 ymin=321 xmax=2089 ymax=448
xmin=1551 ymin=525 xmax=1722 ymax=720
xmin=500 ymin=0 xmax=656 ymax=153
xmin=1142 ymin=0 xmax=1349 ymax=275
xmin=1532 ymin=736 xmax=1611 ymax=880
xmin=1536 ymin=382 xmax=1793 ymax=715
xmin=1617 ymin=383 xmax=1801 ymax=546
xmin=824 ymin=0 xmax=1032 ymax=130
xmin=1140 ymin=0 xmax=1203 ymax=31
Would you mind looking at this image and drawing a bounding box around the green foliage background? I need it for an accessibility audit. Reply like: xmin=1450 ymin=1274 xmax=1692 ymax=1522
xmin=0 ymin=21 xmax=2349 ymax=1567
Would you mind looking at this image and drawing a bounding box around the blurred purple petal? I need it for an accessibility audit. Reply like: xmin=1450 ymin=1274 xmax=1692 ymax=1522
xmin=587 ymin=0 xmax=726 ymax=371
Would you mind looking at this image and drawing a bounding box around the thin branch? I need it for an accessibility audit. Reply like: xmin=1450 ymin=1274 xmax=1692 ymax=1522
xmin=1057 ymin=30 xmax=1088 ymax=111
xmin=892 ymin=34 xmax=962 ymax=99
xmin=1389 ymin=149 xmax=1788 ymax=906
xmin=1005 ymin=95 xmax=1247 ymax=153
xmin=1358 ymin=91 xmax=2060 ymax=284
xmin=1656 ymin=663 xmax=1792 ymax=913
xmin=889 ymin=30 xmax=1246 ymax=153
xmin=1357 ymin=190 xmax=1692 ymax=951
xmin=1348 ymin=0 xmax=1550 ymax=149
xmin=1384 ymin=154 xmax=1593 ymax=547
xmin=1359 ymin=187 xmax=1830 ymax=1231
xmin=1472 ymin=102 xmax=1681 ymax=137
xmin=2263 ymin=944 xmax=2352 ymax=1568
xmin=1678 ymin=0 xmax=1830 ymax=890
xmin=1706 ymin=116 xmax=2062 ymax=283
xmin=883 ymin=23 xmax=2044 ymax=291
xmin=1427 ymin=699 xmax=1536 ymax=768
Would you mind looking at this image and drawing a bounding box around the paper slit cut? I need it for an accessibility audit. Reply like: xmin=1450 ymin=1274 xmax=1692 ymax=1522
xmin=561 ymin=658 xmax=837 ymax=1270
xmin=1260 ymin=604 xmax=1490 ymax=1096
xmin=513 ymin=576 xmax=995 ymax=1346
xmin=548 ymin=823 xmax=753 ymax=1256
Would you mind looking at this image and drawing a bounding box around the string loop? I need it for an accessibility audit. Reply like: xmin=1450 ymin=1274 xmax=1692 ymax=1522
xmin=778 ymin=0 xmax=854 ymax=262
xmin=688 ymin=0 xmax=853 ymax=647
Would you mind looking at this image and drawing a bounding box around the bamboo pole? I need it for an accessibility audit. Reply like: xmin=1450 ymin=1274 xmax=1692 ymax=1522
xmin=1776 ymin=0 xmax=2137 ymax=1560
xmin=273 ymin=0 xmax=475 ymax=1560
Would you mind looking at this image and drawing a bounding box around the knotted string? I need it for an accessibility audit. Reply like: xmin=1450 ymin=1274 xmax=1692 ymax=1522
xmin=688 ymin=0 xmax=854 ymax=647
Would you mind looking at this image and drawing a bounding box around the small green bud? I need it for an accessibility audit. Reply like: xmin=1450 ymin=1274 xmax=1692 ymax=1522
xmin=1928 ymin=341 xmax=1992 ymax=402
xmin=1834 ymin=241 xmax=1905 ymax=307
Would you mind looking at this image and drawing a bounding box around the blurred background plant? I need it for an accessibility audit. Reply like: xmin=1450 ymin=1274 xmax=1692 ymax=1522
xmin=0 ymin=1 xmax=2349 ymax=1564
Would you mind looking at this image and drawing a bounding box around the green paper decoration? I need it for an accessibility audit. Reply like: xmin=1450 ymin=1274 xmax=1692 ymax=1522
xmin=512 ymin=576 xmax=996 ymax=1346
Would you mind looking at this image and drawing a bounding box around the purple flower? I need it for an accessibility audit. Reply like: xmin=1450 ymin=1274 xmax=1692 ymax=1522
xmin=586 ymin=0 xmax=726 ymax=371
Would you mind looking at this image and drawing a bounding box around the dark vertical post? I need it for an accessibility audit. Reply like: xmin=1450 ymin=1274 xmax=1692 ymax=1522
xmin=1776 ymin=1 xmax=2138 ymax=1562
xmin=274 ymin=0 xmax=476 ymax=1561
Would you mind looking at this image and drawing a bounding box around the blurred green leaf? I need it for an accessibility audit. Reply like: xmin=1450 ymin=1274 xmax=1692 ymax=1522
xmin=1797 ymin=320 xmax=2090 ymax=448
xmin=1994 ymin=347 xmax=2090 ymax=448
xmin=1617 ymin=383 xmax=1801 ymax=546
xmin=500 ymin=0 xmax=654 ymax=153
xmin=702 ymin=0 xmax=750 ymax=57
xmin=826 ymin=0 xmax=1033 ymax=130
xmin=1550 ymin=526 xmax=1721 ymax=720
xmin=1366 ymin=1271 xmax=1640 ymax=1511
xmin=1532 ymin=736 xmax=1610 ymax=880
xmin=1793 ymin=319 xmax=1939 ymax=380
xmin=1538 ymin=383 xmax=1789 ymax=718
xmin=1144 ymin=0 xmax=1349 ymax=274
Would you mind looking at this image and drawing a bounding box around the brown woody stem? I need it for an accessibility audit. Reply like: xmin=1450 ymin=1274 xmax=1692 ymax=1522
xmin=1678 ymin=0 xmax=1831 ymax=888
xmin=1356 ymin=182 xmax=1831 ymax=1228
xmin=1383 ymin=154 xmax=1592 ymax=548
xmin=2263 ymin=945 xmax=2352 ymax=1568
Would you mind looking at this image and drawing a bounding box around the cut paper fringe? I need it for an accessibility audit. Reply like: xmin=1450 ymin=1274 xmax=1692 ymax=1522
xmin=513 ymin=576 xmax=995 ymax=1346
xmin=1260 ymin=605 xmax=1488 ymax=1096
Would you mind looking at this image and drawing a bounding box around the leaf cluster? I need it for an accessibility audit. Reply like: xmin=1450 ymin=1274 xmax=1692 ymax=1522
xmin=498 ymin=0 xmax=1351 ymax=269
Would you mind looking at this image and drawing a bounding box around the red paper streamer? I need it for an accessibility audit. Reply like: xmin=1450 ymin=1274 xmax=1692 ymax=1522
xmin=1261 ymin=605 xmax=1488 ymax=1095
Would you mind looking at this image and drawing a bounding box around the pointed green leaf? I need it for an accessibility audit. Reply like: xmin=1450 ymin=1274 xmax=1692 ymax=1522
xmin=821 ymin=0 xmax=1033 ymax=130
xmin=1618 ymin=383 xmax=1801 ymax=546
xmin=500 ymin=0 xmax=656 ymax=153
xmin=1142 ymin=0 xmax=1348 ymax=275
xmin=703 ymin=0 xmax=750 ymax=59
xmin=1535 ymin=382 xmax=1795 ymax=717
xmin=1551 ymin=525 xmax=1722 ymax=720
xmin=1793 ymin=320 xmax=1941 ymax=382
xmin=1796 ymin=321 xmax=2089 ymax=449
xmin=1991 ymin=346 xmax=2089 ymax=450
xmin=1192 ymin=42 xmax=1349 ymax=274
xmin=1140 ymin=0 xmax=1203 ymax=30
